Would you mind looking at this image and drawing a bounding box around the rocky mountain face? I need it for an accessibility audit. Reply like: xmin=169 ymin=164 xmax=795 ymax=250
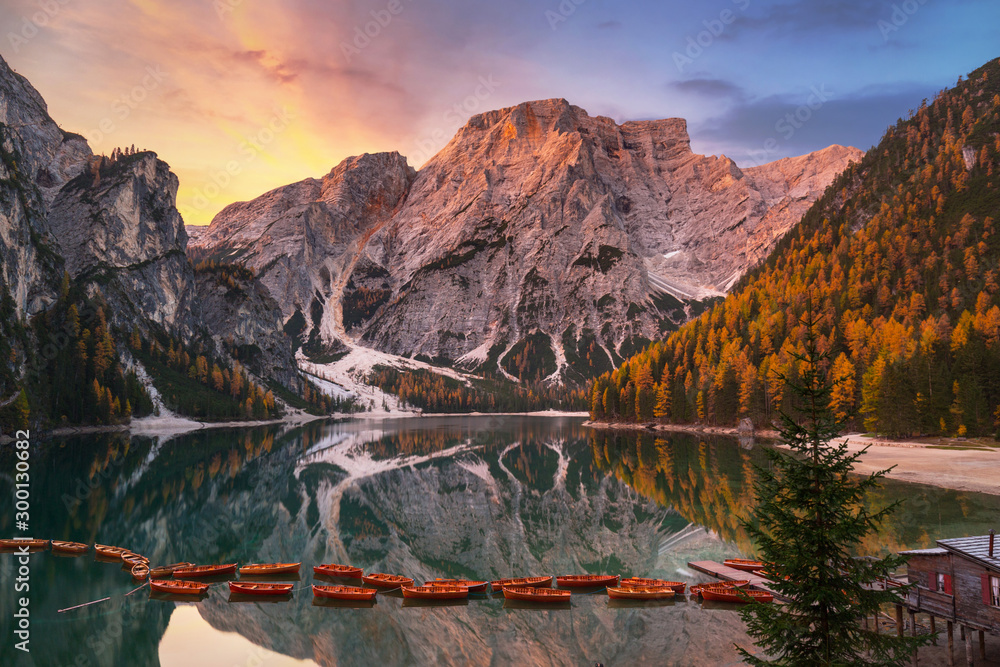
xmin=0 ymin=55 xmax=300 ymax=403
xmin=191 ymin=99 xmax=861 ymax=383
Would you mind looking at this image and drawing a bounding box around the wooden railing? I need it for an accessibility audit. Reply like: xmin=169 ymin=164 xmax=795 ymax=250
xmin=907 ymin=586 xmax=956 ymax=619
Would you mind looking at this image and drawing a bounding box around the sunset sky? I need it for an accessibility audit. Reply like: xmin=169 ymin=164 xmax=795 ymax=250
xmin=1 ymin=0 xmax=996 ymax=225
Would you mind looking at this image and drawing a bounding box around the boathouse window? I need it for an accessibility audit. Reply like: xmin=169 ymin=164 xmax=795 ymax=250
xmin=992 ymin=576 xmax=1000 ymax=607
xmin=931 ymin=572 xmax=952 ymax=594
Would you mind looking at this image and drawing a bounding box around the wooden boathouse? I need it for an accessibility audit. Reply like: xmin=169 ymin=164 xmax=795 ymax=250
xmin=901 ymin=531 xmax=999 ymax=665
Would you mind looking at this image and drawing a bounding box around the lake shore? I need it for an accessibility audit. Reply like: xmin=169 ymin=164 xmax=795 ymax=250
xmin=584 ymin=420 xmax=1000 ymax=497
xmin=10 ymin=409 xmax=591 ymax=443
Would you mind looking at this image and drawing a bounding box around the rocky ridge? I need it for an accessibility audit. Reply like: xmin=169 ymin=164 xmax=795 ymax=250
xmin=190 ymin=99 xmax=862 ymax=383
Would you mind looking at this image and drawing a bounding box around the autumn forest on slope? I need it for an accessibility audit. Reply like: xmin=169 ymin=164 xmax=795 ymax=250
xmin=592 ymin=58 xmax=1000 ymax=439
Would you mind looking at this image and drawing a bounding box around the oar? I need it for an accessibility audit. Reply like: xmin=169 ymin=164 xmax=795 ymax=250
xmin=125 ymin=581 xmax=149 ymax=597
xmin=58 ymin=596 xmax=111 ymax=613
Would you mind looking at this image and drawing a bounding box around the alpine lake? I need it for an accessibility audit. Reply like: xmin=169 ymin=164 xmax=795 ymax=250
xmin=2 ymin=416 xmax=999 ymax=666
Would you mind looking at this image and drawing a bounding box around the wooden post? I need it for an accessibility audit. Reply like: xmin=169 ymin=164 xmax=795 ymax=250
xmin=909 ymin=611 xmax=919 ymax=667
xmin=948 ymin=621 xmax=955 ymax=667
xmin=979 ymin=630 xmax=985 ymax=660
xmin=964 ymin=626 xmax=974 ymax=666
xmin=930 ymin=616 xmax=937 ymax=646
xmin=896 ymin=604 xmax=905 ymax=638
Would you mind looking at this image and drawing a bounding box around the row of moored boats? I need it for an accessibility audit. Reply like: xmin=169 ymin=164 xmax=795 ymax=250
xmin=0 ymin=539 xmax=773 ymax=604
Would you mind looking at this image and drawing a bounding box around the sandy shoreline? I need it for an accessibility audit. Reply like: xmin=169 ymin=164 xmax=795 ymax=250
xmin=584 ymin=420 xmax=1000 ymax=497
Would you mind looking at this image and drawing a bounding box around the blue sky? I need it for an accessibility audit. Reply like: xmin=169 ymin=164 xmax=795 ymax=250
xmin=1 ymin=0 xmax=996 ymax=222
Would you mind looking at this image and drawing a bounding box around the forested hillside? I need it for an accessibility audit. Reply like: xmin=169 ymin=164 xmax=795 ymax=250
xmin=591 ymin=58 xmax=1000 ymax=438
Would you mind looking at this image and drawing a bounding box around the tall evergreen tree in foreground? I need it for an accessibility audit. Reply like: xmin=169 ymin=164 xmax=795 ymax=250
xmin=737 ymin=309 xmax=930 ymax=666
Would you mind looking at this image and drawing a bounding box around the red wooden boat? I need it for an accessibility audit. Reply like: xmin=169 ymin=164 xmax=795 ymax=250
xmin=228 ymin=582 xmax=294 ymax=596
xmin=123 ymin=554 xmax=149 ymax=568
xmin=312 ymin=585 xmax=378 ymax=601
xmin=723 ymin=558 xmax=766 ymax=572
xmin=620 ymin=577 xmax=686 ymax=594
xmin=490 ymin=576 xmax=553 ymax=589
xmin=427 ymin=579 xmax=489 ymax=593
xmin=401 ymin=585 xmax=469 ymax=600
xmin=239 ymin=562 xmax=301 ymax=576
xmin=502 ymin=586 xmax=571 ymax=603
xmin=313 ymin=563 xmax=363 ymax=579
xmin=94 ymin=544 xmax=128 ymax=558
xmin=131 ymin=563 xmax=150 ymax=581
xmin=362 ymin=573 xmax=414 ymax=588
xmin=51 ymin=540 xmax=89 ymax=554
xmin=690 ymin=580 xmax=751 ymax=596
xmin=173 ymin=563 xmax=238 ymax=578
xmin=149 ymin=562 xmax=194 ymax=578
xmin=700 ymin=587 xmax=773 ymax=604
xmin=0 ymin=538 xmax=49 ymax=549
xmin=556 ymin=574 xmax=620 ymax=588
xmin=150 ymin=579 xmax=210 ymax=595
xmin=607 ymin=586 xmax=676 ymax=600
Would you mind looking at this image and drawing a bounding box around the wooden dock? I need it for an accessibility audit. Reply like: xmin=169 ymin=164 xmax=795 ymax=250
xmin=688 ymin=560 xmax=788 ymax=601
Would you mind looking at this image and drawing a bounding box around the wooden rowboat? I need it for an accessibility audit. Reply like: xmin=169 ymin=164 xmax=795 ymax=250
xmin=490 ymin=576 xmax=553 ymax=589
xmin=313 ymin=563 xmax=363 ymax=579
xmin=172 ymin=563 xmax=238 ymax=578
xmin=123 ymin=555 xmax=149 ymax=568
xmin=723 ymin=558 xmax=765 ymax=572
xmin=51 ymin=540 xmax=89 ymax=554
xmin=0 ymin=538 xmax=49 ymax=549
xmin=95 ymin=544 xmax=128 ymax=558
xmin=238 ymin=562 xmax=301 ymax=576
xmin=700 ymin=587 xmax=773 ymax=604
xmin=362 ymin=573 xmax=414 ymax=588
xmin=556 ymin=574 xmax=620 ymax=588
xmin=401 ymin=585 xmax=469 ymax=600
xmin=228 ymin=582 xmax=294 ymax=596
xmin=502 ymin=586 xmax=571 ymax=603
xmin=607 ymin=586 xmax=676 ymax=600
xmin=427 ymin=579 xmax=489 ymax=593
xmin=620 ymin=577 xmax=686 ymax=594
xmin=131 ymin=563 xmax=150 ymax=581
xmin=312 ymin=585 xmax=378 ymax=601
xmin=149 ymin=562 xmax=193 ymax=578
xmin=150 ymin=579 xmax=209 ymax=595
xmin=690 ymin=581 xmax=752 ymax=597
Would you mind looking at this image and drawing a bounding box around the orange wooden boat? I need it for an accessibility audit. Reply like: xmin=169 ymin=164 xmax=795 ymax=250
xmin=239 ymin=562 xmax=301 ymax=576
xmin=173 ymin=563 xmax=238 ymax=578
xmin=0 ymin=538 xmax=49 ymax=549
xmin=150 ymin=579 xmax=210 ymax=595
xmin=312 ymin=584 xmax=378 ymax=601
xmin=228 ymin=582 xmax=294 ymax=596
xmin=313 ymin=563 xmax=363 ymax=579
xmin=428 ymin=579 xmax=489 ymax=593
xmin=51 ymin=540 xmax=89 ymax=554
xmin=123 ymin=555 xmax=149 ymax=568
xmin=700 ymin=587 xmax=773 ymax=603
xmin=690 ymin=580 xmax=751 ymax=596
xmin=131 ymin=563 xmax=150 ymax=581
xmin=556 ymin=574 xmax=620 ymax=588
xmin=490 ymin=576 xmax=553 ymax=589
xmin=95 ymin=544 xmax=128 ymax=558
xmin=723 ymin=558 xmax=765 ymax=572
xmin=502 ymin=586 xmax=571 ymax=603
xmin=620 ymin=578 xmax=686 ymax=594
xmin=362 ymin=573 xmax=414 ymax=588
xmin=149 ymin=562 xmax=193 ymax=578
xmin=607 ymin=586 xmax=675 ymax=600
xmin=401 ymin=585 xmax=469 ymax=600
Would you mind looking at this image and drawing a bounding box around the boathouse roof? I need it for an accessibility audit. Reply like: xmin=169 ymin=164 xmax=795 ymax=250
xmin=937 ymin=535 xmax=1000 ymax=570
xmin=898 ymin=547 xmax=948 ymax=556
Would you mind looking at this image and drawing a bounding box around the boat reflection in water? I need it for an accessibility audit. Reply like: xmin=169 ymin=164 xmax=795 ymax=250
xmin=2 ymin=416 xmax=999 ymax=666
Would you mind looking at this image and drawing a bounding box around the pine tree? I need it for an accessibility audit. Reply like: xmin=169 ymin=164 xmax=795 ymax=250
xmin=737 ymin=310 xmax=929 ymax=666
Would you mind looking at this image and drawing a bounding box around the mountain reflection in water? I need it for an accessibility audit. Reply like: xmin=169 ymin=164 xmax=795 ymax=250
xmin=1 ymin=416 xmax=998 ymax=666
